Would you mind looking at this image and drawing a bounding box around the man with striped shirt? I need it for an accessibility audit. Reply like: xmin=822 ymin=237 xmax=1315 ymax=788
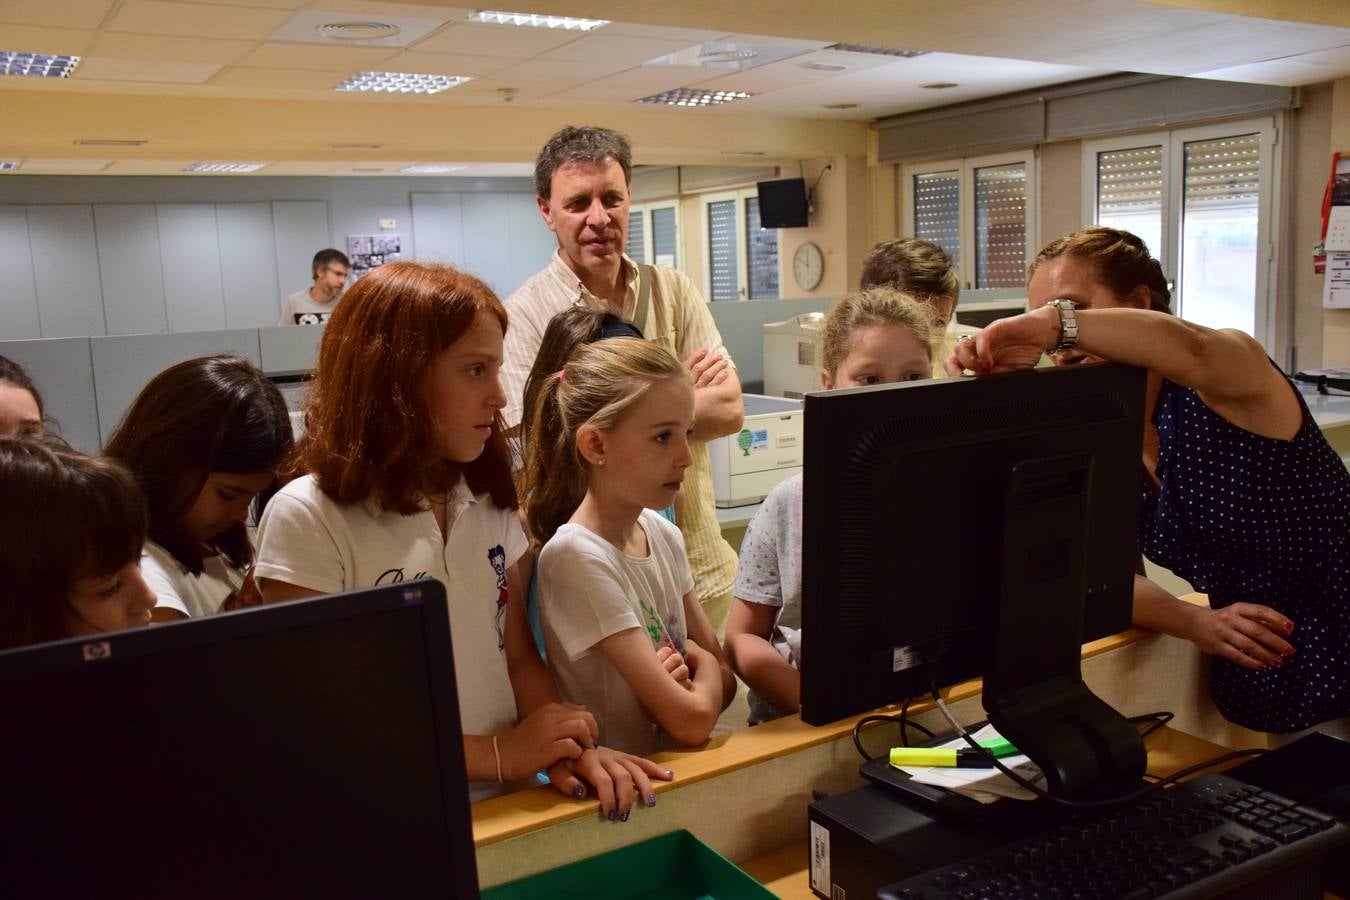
xmin=502 ymin=125 xmax=743 ymax=632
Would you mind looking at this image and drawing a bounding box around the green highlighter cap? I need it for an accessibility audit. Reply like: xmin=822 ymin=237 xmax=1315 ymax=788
xmin=978 ymin=737 xmax=1019 ymax=758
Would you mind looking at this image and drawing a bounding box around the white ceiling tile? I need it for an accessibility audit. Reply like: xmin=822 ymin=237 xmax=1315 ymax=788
xmin=0 ymin=0 xmax=115 ymax=30
xmin=689 ymin=48 xmax=895 ymax=93
xmin=307 ymin=1 xmax=473 ymax=17
xmin=1189 ymin=43 xmax=1350 ymax=85
xmin=479 ymin=58 xmax=623 ymax=88
xmin=410 ymin=22 xmax=586 ymax=57
xmin=0 ymin=24 xmax=96 ymax=55
xmin=599 ymin=22 xmax=732 ymax=43
xmin=106 ymin=0 xmax=294 ymax=41
xmin=103 ymin=159 xmax=198 ymax=174
xmin=375 ymin=50 xmax=513 ymax=78
xmin=160 ymin=0 xmax=306 ymax=8
xmin=268 ymin=8 xmax=457 ymax=48
xmin=74 ymin=57 xmax=225 ymax=83
xmin=539 ymin=33 xmax=703 ymax=68
xmin=208 ymin=65 xmax=351 ymax=89
xmin=546 ymin=66 xmax=719 ymax=102
xmin=88 ymin=32 xmax=256 ymax=64
xmin=235 ymin=41 xmax=399 ymax=70
xmin=19 ymin=157 xmax=112 ymax=172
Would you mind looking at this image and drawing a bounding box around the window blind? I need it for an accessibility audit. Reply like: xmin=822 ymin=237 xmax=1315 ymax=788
xmin=914 ymin=171 xmax=961 ymax=272
xmin=974 ymin=163 xmax=1026 ymax=289
xmin=745 ymin=197 xmax=779 ymax=300
xmin=707 ymin=199 xmax=738 ymax=302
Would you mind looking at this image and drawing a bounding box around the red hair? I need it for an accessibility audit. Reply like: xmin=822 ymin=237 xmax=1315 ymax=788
xmin=297 ymin=261 xmax=517 ymax=513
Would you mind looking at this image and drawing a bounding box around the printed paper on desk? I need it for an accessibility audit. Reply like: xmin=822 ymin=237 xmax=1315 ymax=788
xmin=890 ymin=724 xmax=1046 ymax=803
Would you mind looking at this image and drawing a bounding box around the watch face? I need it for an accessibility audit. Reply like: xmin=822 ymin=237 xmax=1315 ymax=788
xmin=794 ymin=242 xmax=823 ymax=291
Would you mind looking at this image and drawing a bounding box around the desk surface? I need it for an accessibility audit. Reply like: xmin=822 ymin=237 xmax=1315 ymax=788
xmin=740 ymin=726 xmax=1242 ymax=900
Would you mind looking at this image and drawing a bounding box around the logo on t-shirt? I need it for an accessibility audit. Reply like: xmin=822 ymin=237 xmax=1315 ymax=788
xmin=375 ymin=567 xmax=429 ymax=586
xmin=294 ymin=312 xmax=331 ymax=325
xmin=488 ymin=545 xmax=508 ymax=651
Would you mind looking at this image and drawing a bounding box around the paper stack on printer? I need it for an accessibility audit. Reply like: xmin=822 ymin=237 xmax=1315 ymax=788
xmin=889 ymin=724 xmax=1045 ymax=804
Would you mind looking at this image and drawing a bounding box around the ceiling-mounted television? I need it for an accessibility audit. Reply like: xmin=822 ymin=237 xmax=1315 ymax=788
xmin=757 ymin=177 xmax=810 ymax=228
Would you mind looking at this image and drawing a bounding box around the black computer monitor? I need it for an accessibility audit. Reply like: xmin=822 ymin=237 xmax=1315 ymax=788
xmin=0 ymin=579 xmax=480 ymax=899
xmin=800 ymin=364 xmax=1148 ymax=799
xmin=756 ymin=177 xmax=810 ymax=228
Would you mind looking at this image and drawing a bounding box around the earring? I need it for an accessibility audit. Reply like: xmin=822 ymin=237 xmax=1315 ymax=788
xmin=597 ymin=457 xmax=606 ymax=466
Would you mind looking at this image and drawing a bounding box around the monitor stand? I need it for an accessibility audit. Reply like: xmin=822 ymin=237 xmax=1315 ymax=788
xmin=983 ymin=454 xmax=1146 ymax=801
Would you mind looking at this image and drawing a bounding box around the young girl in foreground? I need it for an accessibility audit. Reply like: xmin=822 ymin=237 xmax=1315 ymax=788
xmin=104 ymin=355 xmax=291 ymax=620
xmin=253 ymin=261 xmax=667 ymax=814
xmin=724 ymin=287 xmax=937 ymax=723
xmin=524 ymin=339 xmax=736 ymax=756
xmin=0 ymin=434 xmax=156 ymax=649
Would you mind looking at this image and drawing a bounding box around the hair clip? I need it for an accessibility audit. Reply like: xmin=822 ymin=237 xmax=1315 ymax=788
xmin=558 ymin=369 xmax=566 ymax=382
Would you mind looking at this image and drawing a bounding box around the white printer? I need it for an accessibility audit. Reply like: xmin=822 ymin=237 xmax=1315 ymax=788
xmin=763 ymin=312 xmax=826 ymax=399
xmin=708 ymin=394 xmax=804 ymax=507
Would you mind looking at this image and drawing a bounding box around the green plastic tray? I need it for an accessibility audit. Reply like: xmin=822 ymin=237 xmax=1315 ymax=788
xmin=481 ymin=829 xmax=776 ymax=900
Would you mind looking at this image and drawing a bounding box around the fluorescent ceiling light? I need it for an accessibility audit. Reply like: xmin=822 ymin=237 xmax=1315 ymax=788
xmin=334 ymin=71 xmax=469 ymax=94
xmin=0 ymin=52 xmax=80 ymax=78
xmin=635 ymin=87 xmax=753 ymax=107
xmin=467 ymin=10 xmax=608 ymax=30
xmin=184 ymin=162 xmax=267 ymax=173
xmin=825 ymin=43 xmax=929 ymax=58
xmin=401 ymin=164 xmax=468 ymax=174
xmin=0 ymin=161 xmax=22 ymax=172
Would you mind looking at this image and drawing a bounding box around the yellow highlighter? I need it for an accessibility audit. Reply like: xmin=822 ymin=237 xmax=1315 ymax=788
xmin=890 ymin=747 xmax=994 ymax=768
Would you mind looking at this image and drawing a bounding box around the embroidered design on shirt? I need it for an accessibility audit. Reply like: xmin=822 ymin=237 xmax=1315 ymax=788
xmin=488 ymin=545 xmax=508 ymax=650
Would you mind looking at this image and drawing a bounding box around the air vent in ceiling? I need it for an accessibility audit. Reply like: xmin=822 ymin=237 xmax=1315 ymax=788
xmin=75 ymin=138 xmax=147 ymax=147
xmin=328 ymin=143 xmax=384 ymax=149
xmin=316 ymin=21 xmax=401 ymax=41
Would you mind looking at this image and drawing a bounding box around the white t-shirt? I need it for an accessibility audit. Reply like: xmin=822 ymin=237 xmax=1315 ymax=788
xmin=253 ymin=474 xmax=526 ymax=802
xmin=537 ymin=509 xmax=694 ymax=757
xmin=278 ymin=287 xmax=338 ymax=326
xmin=140 ymin=540 xmax=245 ymax=619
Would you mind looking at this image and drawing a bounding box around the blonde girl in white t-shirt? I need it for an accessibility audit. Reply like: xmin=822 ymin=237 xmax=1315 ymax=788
xmin=254 ymin=260 xmax=668 ymax=815
xmin=523 ymin=340 xmax=736 ymax=757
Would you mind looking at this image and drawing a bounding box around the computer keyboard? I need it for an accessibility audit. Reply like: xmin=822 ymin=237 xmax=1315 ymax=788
xmin=878 ymin=773 xmax=1350 ymax=900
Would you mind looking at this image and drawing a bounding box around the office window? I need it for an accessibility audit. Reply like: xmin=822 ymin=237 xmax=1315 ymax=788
xmin=627 ymin=201 xmax=680 ymax=269
xmin=704 ymin=188 xmax=780 ymax=301
xmin=1084 ymin=118 xmax=1277 ymax=344
xmin=625 ymin=206 xmax=647 ymax=263
xmin=913 ymin=171 xmax=961 ymax=272
xmin=901 ymin=150 xmax=1036 ymax=295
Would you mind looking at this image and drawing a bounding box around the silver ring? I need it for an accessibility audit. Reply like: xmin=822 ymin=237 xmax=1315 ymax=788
xmin=955 ymin=334 xmax=973 ymax=343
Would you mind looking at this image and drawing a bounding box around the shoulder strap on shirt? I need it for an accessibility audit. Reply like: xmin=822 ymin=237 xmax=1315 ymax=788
xmin=633 ymin=263 xmax=652 ymax=338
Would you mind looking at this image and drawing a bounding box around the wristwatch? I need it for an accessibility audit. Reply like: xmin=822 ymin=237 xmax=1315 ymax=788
xmin=1048 ymin=299 xmax=1079 ymax=351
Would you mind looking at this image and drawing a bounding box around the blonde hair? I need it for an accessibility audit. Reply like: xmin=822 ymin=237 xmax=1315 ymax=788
xmin=820 ymin=287 xmax=938 ymax=377
xmin=522 ymin=339 xmax=689 ymax=545
xmin=1030 ymin=227 xmax=1172 ymax=314
xmin=859 ymin=238 xmax=960 ymax=309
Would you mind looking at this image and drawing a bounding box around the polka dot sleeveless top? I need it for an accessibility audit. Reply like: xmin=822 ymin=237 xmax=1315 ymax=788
xmin=1138 ymin=378 xmax=1350 ymax=733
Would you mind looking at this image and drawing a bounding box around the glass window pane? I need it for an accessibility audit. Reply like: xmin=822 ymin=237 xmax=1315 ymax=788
xmin=974 ymin=162 xmax=1026 ymax=288
xmin=1096 ymin=146 xmax=1163 ymax=258
xmin=707 ymin=199 xmax=738 ymax=302
xmin=1180 ymin=133 xmax=1260 ymax=334
xmin=625 ymin=207 xmax=646 ymax=263
xmin=913 ymin=172 xmax=960 ymax=272
xmin=651 ymin=206 xmax=678 ymax=268
xmin=745 ymin=196 xmax=779 ymax=300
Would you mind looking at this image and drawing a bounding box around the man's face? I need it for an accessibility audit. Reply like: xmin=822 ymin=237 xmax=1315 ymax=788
xmin=314 ymin=262 xmax=348 ymax=302
xmin=537 ymin=158 xmax=630 ymax=281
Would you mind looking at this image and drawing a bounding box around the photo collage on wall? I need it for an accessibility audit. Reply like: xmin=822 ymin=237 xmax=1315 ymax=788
xmin=347 ymin=234 xmax=403 ymax=280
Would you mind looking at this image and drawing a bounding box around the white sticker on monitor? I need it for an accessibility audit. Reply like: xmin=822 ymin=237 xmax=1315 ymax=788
xmin=892 ymin=646 xmax=920 ymax=672
xmin=809 ymin=820 xmax=830 ymax=896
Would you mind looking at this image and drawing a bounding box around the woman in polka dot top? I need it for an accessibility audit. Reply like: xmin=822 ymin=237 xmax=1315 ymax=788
xmin=948 ymin=226 xmax=1350 ymax=737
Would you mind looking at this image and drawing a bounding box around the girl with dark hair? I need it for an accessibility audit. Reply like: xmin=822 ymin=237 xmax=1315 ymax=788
xmin=949 ymin=226 xmax=1350 ymax=741
xmin=0 ymin=355 xmax=44 ymax=437
xmin=104 ymin=355 xmax=292 ymax=621
xmin=253 ymin=261 xmax=669 ymax=815
xmin=0 ymin=434 xmax=156 ymax=649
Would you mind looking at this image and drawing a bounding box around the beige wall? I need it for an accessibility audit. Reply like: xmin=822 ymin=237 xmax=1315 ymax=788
xmin=1325 ymin=78 xmax=1350 ymax=365
xmin=1038 ymin=139 xmax=1084 ymax=248
xmin=1288 ymin=81 xmax=1333 ymax=369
